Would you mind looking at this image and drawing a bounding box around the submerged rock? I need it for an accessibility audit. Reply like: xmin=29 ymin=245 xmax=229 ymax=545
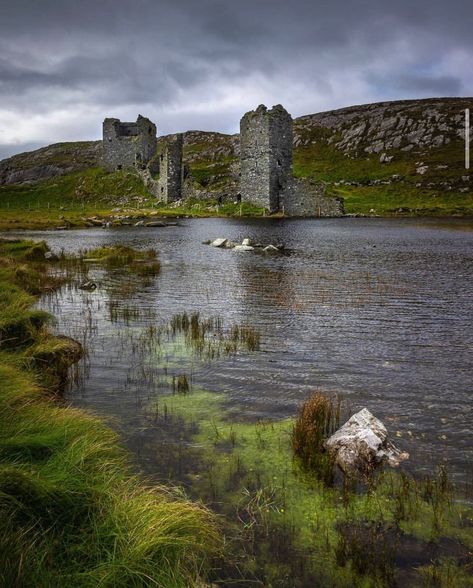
xmin=233 ymin=244 xmax=254 ymax=252
xmin=325 ymin=408 xmax=409 ymax=475
xmin=79 ymin=280 xmax=97 ymax=291
xmin=211 ymin=238 xmax=228 ymax=248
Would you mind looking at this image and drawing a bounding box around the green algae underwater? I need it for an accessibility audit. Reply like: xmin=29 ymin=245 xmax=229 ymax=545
xmin=150 ymin=388 xmax=473 ymax=587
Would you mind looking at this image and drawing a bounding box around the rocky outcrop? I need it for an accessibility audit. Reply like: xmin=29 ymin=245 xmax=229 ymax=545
xmin=294 ymin=98 xmax=470 ymax=155
xmin=0 ymin=141 xmax=102 ymax=186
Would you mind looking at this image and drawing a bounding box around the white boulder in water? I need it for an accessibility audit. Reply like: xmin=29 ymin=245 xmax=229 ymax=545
xmin=325 ymin=408 xmax=409 ymax=474
xmin=263 ymin=244 xmax=280 ymax=254
xmin=211 ymin=238 xmax=228 ymax=248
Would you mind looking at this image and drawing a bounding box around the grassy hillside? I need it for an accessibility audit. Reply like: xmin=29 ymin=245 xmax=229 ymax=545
xmin=293 ymin=136 xmax=472 ymax=215
xmin=0 ymin=167 xmax=155 ymax=229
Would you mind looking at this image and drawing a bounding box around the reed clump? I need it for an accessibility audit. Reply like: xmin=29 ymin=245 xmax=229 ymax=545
xmin=292 ymin=392 xmax=340 ymax=480
xmin=169 ymin=312 xmax=261 ymax=359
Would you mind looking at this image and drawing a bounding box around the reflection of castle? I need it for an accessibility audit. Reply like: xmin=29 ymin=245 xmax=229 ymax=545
xmin=102 ymin=106 xmax=344 ymax=216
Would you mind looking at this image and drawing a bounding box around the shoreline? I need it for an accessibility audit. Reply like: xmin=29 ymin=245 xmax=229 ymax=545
xmin=1 ymin=210 xmax=473 ymax=232
xmin=0 ymin=239 xmax=218 ymax=586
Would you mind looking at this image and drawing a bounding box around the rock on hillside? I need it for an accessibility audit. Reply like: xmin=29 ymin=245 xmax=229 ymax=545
xmin=0 ymin=141 xmax=102 ymax=186
xmin=294 ymin=98 xmax=470 ymax=155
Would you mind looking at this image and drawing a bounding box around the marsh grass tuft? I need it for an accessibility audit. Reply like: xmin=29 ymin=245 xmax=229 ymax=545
xmin=292 ymin=391 xmax=340 ymax=482
xmin=168 ymin=312 xmax=261 ymax=360
xmin=173 ymin=374 xmax=191 ymax=395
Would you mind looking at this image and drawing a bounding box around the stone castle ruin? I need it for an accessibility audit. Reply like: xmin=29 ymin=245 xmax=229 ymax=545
xmin=240 ymin=104 xmax=293 ymax=213
xmin=157 ymin=134 xmax=183 ymax=204
xmin=102 ymin=106 xmax=343 ymax=216
xmin=240 ymin=104 xmax=344 ymax=216
xmin=103 ymin=115 xmax=157 ymax=171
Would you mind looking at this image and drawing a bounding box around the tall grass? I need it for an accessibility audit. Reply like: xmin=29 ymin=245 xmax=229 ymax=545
xmin=0 ymin=240 xmax=219 ymax=587
xmin=292 ymin=392 xmax=340 ymax=482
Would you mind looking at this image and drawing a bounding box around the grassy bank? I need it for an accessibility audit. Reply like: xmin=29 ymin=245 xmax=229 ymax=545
xmin=1 ymin=163 xmax=471 ymax=231
xmin=0 ymin=239 xmax=218 ymax=587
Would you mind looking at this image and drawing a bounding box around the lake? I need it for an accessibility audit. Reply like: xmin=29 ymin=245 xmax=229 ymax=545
xmin=7 ymin=217 xmax=473 ymax=485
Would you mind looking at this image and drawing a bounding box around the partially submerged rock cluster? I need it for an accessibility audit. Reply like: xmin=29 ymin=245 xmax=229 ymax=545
xmin=85 ymin=215 xmax=178 ymax=229
xmin=204 ymin=237 xmax=284 ymax=254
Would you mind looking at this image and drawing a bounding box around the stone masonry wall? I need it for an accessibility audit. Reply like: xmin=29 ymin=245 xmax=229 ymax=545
xmin=240 ymin=104 xmax=292 ymax=212
xmin=157 ymin=134 xmax=183 ymax=203
xmin=103 ymin=115 xmax=157 ymax=172
xmin=282 ymin=178 xmax=344 ymax=217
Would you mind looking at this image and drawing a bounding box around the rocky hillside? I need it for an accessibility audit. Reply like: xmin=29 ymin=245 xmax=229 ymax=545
xmin=0 ymin=141 xmax=102 ymax=185
xmin=291 ymin=97 xmax=472 ymax=214
xmin=0 ymin=97 xmax=471 ymax=215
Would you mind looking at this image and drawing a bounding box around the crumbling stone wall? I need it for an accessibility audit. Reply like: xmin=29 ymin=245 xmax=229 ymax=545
xmin=157 ymin=134 xmax=183 ymax=203
xmin=282 ymin=178 xmax=344 ymax=217
xmin=103 ymin=115 xmax=157 ymax=171
xmin=240 ymin=104 xmax=293 ymax=212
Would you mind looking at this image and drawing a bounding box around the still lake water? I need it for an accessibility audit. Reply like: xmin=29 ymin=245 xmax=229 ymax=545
xmin=8 ymin=217 xmax=473 ymax=485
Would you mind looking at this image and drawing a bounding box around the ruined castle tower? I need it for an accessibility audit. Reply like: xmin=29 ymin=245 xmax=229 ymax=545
xmin=158 ymin=134 xmax=183 ymax=203
xmin=103 ymin=115 xmax=157 ymax=171
xmin=240 ymin=104 xmax=293 ymax=212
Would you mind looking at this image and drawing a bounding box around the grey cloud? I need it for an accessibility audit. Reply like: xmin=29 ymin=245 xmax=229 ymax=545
xmin=394 ymin=74 xmax=463 ymax=95
xmin=0 ymin=0 xmax=472 ymax=159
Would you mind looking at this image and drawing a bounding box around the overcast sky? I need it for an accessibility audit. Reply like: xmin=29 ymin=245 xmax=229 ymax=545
xmin=0 ymin=0 xmax=472 ymax=159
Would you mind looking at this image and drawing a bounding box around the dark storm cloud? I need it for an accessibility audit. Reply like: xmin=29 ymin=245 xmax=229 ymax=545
xmin=0 ymin=0 xmax=472 ymax=158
